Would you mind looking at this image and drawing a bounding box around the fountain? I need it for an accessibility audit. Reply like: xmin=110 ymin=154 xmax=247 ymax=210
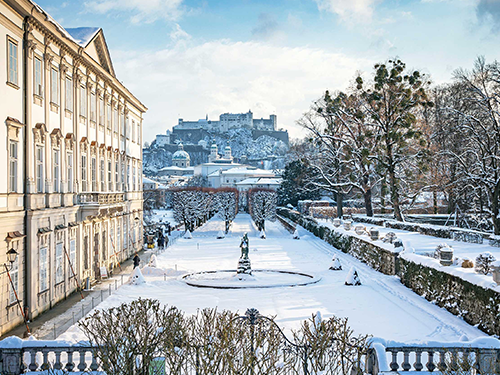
xmin=182 ymin=233 xmax=321 ymax=289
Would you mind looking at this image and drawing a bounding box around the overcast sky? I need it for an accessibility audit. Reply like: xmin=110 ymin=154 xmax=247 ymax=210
xmin=37 ymin=0 xmax=500 ymax=143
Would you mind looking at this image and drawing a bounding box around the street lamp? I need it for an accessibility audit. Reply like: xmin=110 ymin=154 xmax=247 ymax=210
xmin=7 ymin=248 xmax=17 ymax=265
xmin=1 ymin=248 xmax=18 ymax=274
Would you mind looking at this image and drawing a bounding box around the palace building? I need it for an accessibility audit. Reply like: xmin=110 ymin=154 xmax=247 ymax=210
xmin=0 ymin=0 xmax=147 ymax=335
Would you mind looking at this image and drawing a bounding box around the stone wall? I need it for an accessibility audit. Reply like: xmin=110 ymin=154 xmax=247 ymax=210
xmin=277 ymin=207 xmax=500 ymax=336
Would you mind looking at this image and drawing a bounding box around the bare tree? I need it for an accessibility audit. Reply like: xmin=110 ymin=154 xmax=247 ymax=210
xmin=214 ymin=187 xmax=239 ymax=233
xmin=248 ymin=188 xmax=277 ymax=231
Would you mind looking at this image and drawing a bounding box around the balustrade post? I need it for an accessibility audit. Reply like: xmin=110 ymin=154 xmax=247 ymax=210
xmin=1 ymin=348 xmax=23 ymax=375
xmin=426 ymin=350 xmax=436 ymax=372
xmin=478 ymin=349 xmax=498 ymax=374
xmin=402 ymin=350 xmax=411 ymax=371
xmin=54 ymin=349 xmax=63 ymax=370
xmin=414 ymin=349 xmax=423 ymax=371
xmin=389 ymin=350 xmax=399 ymax=371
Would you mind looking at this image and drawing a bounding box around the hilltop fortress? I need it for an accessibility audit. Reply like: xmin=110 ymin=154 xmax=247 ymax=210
xmin=159 ymin=110 xmax=289 ymax=145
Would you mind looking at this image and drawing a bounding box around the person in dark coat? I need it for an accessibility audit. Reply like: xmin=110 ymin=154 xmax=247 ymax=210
xmin=165 ymin=235 xmax=169 ymax=248
xmin=133 ymin=254 xmax=140 ymax=269
xmin=157 ymin=235 xmax=164 ymax=250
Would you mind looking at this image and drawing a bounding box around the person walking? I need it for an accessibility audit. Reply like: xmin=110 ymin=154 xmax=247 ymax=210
xmin=165 ymin=234 xmax=169 ymax=249
xmin=133 ymin=254 xmax=140 ymax=269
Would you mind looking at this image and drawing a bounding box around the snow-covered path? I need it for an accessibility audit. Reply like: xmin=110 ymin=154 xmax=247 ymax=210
xmin=60 ymin=214 xmax=486 ymax=343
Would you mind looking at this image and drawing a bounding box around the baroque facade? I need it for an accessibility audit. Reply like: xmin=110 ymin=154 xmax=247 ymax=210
xmin=0 ymin=0 xmax=146 ymax=335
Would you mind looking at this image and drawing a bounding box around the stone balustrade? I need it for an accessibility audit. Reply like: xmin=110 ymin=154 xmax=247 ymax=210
xmin=0 ymin=337 xmax=99 ymax=374
xmin=366 ymin=338 xmax=500 ymax=375
xmin=77 ymin=192 xmax=124 ymax=205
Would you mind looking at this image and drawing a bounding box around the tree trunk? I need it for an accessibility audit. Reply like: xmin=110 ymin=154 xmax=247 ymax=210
xmin=389 ymin=167 xmax=403 ymax=221
xmin=336 ymin=193 xmax=343 ymax=218
xmin=364 ymin=189 xmax=373 ymax=217
xmin=225 ymin=220 xmax=230 ymax=234
xmin=380 ymin=178 xmax=387 ymax=214
xmin=493 ymin=182 xmax=500 ymax=235
xmin=433 ymin=190 xmax=438 ymax=215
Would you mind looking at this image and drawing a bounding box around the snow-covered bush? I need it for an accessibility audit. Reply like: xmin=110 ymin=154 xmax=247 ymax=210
xmin=80 ymin=299 xmax=369 ymax=375
xmin=329 ymin=256 xmax=342 ymax=270
xmin=461 ymin=257 xmax=474 ymax=268
xmin=217 ymin=230 xmax=225 ymax=239
xmin=260 ymin=230 xmax=266 ymax=239
xmin=475 ymin=252 xmax=497 ymax=275
xmin=148 ymin=254 xmax=158 ymax=268
xmin=184 ymin=230 xmax=193 ymax=239
xmin=382 ymin=232 xmax=397 ymax=244
xmin=345 ymin=267 xmax=361 ymax=286
xmin=292 ymin=229 xmax=300 ymax=239
xmin=249 ymin=188 xmax=277 ymax=231
xmin=129 ymin=267 xmax=146 ymax=285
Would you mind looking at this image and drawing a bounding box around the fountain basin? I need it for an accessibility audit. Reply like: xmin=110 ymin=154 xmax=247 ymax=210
xmin=182 ymin=269 xmax=321 ymax=289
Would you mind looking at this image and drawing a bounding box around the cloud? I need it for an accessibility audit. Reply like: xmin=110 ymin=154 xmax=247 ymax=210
xmin=476 ymin=0 xmax=500 ymax=32
xmin=314 ymin=0 xmax=379 ymax=23
xmin=111 ymin=40 xmax=373 ymax=142
xmin=84 ymin=0 xmax=184 ymax=23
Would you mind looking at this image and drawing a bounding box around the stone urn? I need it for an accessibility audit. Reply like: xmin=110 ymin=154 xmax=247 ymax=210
xmin=492 ymin=261 xmax=500 ymax=285
xmin=369 ymin=228 xmax=379 ymax=241
xmin=354 ymin=225 xmax=365 ymax=235
xmin=343 ymin=220 xmax=352 ymax=231
xmin=333 ymin=218 xmax=341 ymax=228
xmin=438 ymin=245 xmax=454 ymax=266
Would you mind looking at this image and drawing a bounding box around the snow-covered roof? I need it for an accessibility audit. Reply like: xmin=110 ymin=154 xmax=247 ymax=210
xmin=159 ymin=166 xmax=194 ymax=171
xmin=142 ymin=176 xmax=157 ymax=184
xmin=236 ymin=177 xmax=282 ymax=186
xmin=66 ymin=27 xmax=100 ymax=47
xmin=221 ymin=167 xmax=275 ymax=176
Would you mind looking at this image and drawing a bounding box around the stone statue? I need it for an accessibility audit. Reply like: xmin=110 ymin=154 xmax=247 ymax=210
xmin=240 ymin=233 xmax=249 ymax=259
xmin=237 ymin=233 xmax=251 ymax=275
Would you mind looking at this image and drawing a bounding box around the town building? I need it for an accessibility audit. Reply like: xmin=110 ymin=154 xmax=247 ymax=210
xmin=0 ymin=0 xmax=146 ymax=335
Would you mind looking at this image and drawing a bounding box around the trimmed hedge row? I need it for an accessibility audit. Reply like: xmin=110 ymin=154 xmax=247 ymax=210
xmin=398 ymin=258 xmax=500 ymax=336
xmin=277 ymin=207 xmax=500 ymax=336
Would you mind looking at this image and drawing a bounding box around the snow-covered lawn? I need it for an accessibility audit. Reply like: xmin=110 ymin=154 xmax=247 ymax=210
xmin=60 ymin=214 xmax=486 ymax=343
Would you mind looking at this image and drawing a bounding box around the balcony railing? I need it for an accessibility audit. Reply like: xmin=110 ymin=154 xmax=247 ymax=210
xmin=78 ymin=192 xmax=124 ymax=205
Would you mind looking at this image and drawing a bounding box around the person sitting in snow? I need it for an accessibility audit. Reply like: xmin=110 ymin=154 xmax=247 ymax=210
xmin=133 ymin=254 xmax=141 ymax=269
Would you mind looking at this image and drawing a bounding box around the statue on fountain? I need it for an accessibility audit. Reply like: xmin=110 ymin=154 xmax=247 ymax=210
xmin=237 ymin=233 xmax=252 ymax=275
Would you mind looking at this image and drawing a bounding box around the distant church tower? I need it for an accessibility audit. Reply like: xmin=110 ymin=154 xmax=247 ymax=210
xmin=223 ymin=142 xmax=233 ymax=162
xmin=172 ymin=142 xmax=191 ymax=168
xmin=209 ymin=139 xmax=218 ymax=163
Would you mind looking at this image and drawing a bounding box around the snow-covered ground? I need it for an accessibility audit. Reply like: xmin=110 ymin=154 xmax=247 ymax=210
xmin=59 ymin=214 xmax=486 ymax=343
xmin=318 ymin=219 xmax=500 ymax=292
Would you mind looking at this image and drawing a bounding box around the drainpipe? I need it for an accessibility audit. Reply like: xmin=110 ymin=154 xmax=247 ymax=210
xmin=22 ymin=15 xmax=30 ymax=325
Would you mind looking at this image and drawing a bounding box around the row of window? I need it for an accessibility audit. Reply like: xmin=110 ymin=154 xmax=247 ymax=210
xmin=7 ymin=38 xmax=140 ymax=141
xmin=32 ymin=146 xmax=141 ymax=194
xmin=38 ymin=222 xmax=139 ymax=293
xmin=8 ymin=142 xmax=140 ymax=194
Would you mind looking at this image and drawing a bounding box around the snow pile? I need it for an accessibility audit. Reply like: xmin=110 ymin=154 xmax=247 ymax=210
xmin=141 ymin=267 xmax=166 ymax=277
xmin=345 ymin=267 xmax=361 ymax=286
xmin=184 ymin=230 xmax=193 ymax=239
xmin=217 ymin=230 xmax=225 ymax=239
xmin=129 ymin=267 xmax=146 ymax=285
xmin=293 ymin=229 xmax=300 ymax=239
xmin=329 ymin=256 xmax=342 ymax=271
xmin=149 ymin=254 xmax=158 ymax=268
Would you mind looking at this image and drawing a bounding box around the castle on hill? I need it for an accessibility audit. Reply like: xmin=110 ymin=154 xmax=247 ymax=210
xmin=176 ymin=110 xmax=277 ymax=132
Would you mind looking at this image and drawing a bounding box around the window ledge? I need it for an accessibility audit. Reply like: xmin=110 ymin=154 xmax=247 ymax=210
xmin=50 ymin=102 xmax=59 ymax=113
xmin=33 ymin=94 xmax=43 ymax=106
xmin=6 ymin=81 xmax=20 ymax=90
